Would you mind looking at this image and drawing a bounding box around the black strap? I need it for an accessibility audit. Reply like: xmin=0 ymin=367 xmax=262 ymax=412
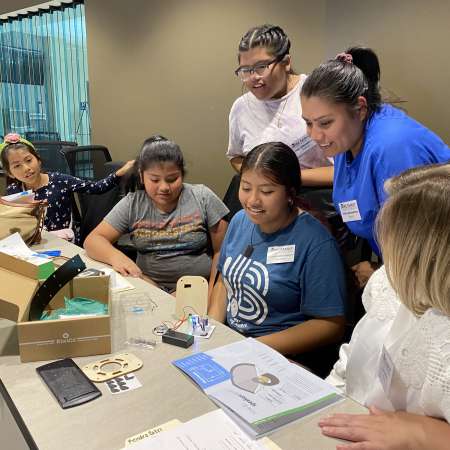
xmin=28 ymin=254 xmax=86 ymax=321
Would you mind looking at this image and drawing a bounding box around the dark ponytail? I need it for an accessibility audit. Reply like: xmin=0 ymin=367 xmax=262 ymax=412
xmin=302 ymin=46 xmax=382 ymax=117
xmin=122 ymin=134 xmax=185 ymax=193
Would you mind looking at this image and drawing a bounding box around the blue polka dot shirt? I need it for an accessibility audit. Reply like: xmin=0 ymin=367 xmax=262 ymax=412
xmin=6 ymin=171 xmax=120 ymax=231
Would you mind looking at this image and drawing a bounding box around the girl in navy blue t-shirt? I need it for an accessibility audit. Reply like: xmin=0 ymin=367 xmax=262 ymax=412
xmin=209 ymin=142 xmax=346 ymax=357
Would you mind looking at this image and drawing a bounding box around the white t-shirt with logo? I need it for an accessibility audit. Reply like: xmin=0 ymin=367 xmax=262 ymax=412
xmin=227 ymin=75 xmax=332 ymax=169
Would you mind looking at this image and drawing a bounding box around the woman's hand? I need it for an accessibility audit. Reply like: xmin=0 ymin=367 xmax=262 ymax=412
xmin=318 ymin=406 xmax=434 ymax=450
xmin=351 ymin=261 xmax=377 ymax=288
xmin=115 ymin=160 xmax=135 ymax=177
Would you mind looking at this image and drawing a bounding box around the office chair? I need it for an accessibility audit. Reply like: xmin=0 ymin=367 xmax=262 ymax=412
xmin=222 ymin=174 xmax=242 ymax=222
xmin=60 ymin=145 xmax=127 ymax=247
xmin=61 ymin=145 xmax=112 ymax=180
xmin=32 ymin=140 xmax=77 ymax=174
xmin=25 ymin=131 xmax=61 ymax=141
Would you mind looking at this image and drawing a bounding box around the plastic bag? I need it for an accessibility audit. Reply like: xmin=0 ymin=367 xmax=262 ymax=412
xmin=40 ymin=296 xmax=108 ymax=321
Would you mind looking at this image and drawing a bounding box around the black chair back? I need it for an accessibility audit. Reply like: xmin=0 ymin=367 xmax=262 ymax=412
xmin=25 ymin=131 xmax=61 ymax=141
xmin=222 ymin=174 xmax=243 ymax=222
xmin=60 ymin=145 xmax=122 ymax=245
xmin=32 ymin=140 xmax=77 ymax=174
xmin=61 ymin=145 xmax=112 ymax=180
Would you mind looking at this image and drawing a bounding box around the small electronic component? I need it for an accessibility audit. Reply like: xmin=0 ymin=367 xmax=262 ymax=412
xmin=190 ymin=314 xmax=209 ymax=336
xmin=162 ymin=329 xmax=194 ymax=348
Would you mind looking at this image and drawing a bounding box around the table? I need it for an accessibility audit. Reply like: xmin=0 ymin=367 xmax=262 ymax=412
xmin=0 ymin=233 xmax=366 ymax=450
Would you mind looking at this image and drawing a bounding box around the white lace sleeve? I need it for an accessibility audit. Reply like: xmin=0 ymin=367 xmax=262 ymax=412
xmin=394 ymin=308 xmax=450 ymax=421
xmin=326 ymin=266 xmax=399 ymax=390
xmin=326 ymin=341 xmax=351 ymax=390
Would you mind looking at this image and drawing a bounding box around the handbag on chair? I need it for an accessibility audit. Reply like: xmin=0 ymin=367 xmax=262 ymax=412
xmin=0 ymin=197 xmax=46 ymax=245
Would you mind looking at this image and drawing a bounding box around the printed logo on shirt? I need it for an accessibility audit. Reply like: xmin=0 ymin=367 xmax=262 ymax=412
xmin=223 ymin=255 xmax=269 ymax=326
xmin=131 ymin=211 xmax=205 ymax=253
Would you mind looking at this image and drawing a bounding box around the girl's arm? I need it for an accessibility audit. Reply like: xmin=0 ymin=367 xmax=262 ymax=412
xmin=84 ymin=221 xmax=142 ymax=277
xmin=300 ymin=166 xmax=334 ymax=187
xmin=67 ymin=160 xmax=134 ymax=194
xmin=207 ymin=219 xmax=228 ymax=301
xmin=114 ymin=160 xmax=135 ymax=177
xmin=208 ymin=275 xmax=227 ymax=323
xmin=257 ymin=316 xmax=345 ymax=355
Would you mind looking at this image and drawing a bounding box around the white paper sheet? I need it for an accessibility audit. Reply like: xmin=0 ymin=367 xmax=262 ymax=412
xmin=1 ymin=189 xmax=34 ymax=202
xmin=100 ymin=267 xmax=135 ymax=292
xmin=126 ymin=409 xmax=267 ymax=450
xmin=0 ymin=232 xmax=50 ymax=266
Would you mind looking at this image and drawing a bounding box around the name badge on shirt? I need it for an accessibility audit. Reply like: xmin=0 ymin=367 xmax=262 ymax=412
xmin=378 ymin=346 xmax=395 ymax=393
xmin=266 ymin=245 xmax=295 ymax=264
xmin=292 ymin=135 xmax=317 ymax=159
xmin=338 ymin=200 xmax=362 ymax=222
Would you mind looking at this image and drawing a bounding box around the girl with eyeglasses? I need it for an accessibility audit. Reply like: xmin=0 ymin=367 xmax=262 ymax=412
xmin=301 ymin=47 xmax=449 ymax=287
xmin=227 ymin=24 xmax=333 ymax=186
xmin=84 ymin=135 xmax=229 ymax=294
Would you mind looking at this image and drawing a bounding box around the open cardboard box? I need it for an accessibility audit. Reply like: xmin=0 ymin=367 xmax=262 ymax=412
xmin=0 ymin=251 xmax=111 ymax=362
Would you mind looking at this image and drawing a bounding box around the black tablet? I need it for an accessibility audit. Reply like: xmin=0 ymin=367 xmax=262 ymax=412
xmin=36 ymin=358 xmax=101 ymax=409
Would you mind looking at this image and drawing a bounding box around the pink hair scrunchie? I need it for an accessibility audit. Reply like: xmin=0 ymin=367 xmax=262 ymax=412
xmin=335 ymin=52 xmax=353 ymax=64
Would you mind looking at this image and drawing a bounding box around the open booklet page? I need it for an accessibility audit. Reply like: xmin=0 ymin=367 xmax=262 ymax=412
xmin=173 ymin=338 xmax=343 ymax=437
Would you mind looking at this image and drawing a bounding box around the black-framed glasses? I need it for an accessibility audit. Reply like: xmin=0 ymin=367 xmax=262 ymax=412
xmin=234 ymin=56 xmax=282 ymax=81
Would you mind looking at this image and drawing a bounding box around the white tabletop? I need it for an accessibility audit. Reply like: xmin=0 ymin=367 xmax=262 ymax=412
xmin=0 ymin=232 xmax=366 ymax=450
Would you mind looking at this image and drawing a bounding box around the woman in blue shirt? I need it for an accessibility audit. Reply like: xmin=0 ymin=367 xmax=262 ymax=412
xmin=208 ymin=142 xmax=346 ymax=357
xmin=300 ymin=47 xmax=449 ymax=286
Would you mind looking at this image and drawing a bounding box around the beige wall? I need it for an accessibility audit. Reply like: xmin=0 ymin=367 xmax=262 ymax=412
xmin=84 ymin=0 xmax=326 ymax=196
xmin=0 ymin=1 xmax=44 ymax=14
xmin=3 ymin=1 xmax=446 ymax=196
xmin=325 ymin=0 xmax=450 ymax=145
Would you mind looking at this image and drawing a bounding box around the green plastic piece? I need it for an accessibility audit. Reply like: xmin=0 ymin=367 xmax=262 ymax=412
xmin=40 ymin=296 xmax=108 ymax=321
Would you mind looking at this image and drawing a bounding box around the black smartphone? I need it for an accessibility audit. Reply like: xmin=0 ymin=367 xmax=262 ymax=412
xmin=36 ymin=358 xmax=101 ymax=409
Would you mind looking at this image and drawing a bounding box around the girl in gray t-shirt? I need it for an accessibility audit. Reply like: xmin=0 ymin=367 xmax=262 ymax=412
xmin=84 ymin=135 xmax=229 ymax=293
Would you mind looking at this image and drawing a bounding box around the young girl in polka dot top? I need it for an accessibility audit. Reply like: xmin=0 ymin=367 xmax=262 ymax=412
xmin=0 ymin=133 xmax=133 ymax=240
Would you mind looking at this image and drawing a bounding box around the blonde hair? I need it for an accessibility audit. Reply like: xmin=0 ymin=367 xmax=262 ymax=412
xmin=384 ymin=163 xmax=450 ymax=196
xmin=377 ymin=163 xmax=450 ymax=316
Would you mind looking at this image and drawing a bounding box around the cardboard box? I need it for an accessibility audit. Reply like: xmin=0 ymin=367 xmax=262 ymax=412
xmin=0 ymin=252 xmax=111 ymax=363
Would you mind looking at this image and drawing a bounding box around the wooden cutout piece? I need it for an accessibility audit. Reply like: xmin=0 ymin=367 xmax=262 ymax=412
xmin=82 ymin=353 xmax=143 ymax=382
xmin=175 ymin=276 xmax=208 ymax=318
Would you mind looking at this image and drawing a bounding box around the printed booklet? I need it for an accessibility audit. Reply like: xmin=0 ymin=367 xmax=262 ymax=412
xmin=173 ymin=338 xmax=343 ymax=437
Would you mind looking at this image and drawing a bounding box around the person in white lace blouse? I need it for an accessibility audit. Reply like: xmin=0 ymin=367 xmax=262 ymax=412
xmin=319 ymin=163 xmax=450 ymax=450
